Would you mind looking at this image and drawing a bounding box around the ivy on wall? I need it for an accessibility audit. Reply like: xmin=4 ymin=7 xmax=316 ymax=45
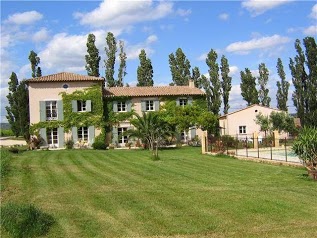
xmin=30 ymin=85 xmax=104 ymax=133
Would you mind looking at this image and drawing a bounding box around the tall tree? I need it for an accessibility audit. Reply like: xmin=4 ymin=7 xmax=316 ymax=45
xmin=28 ymin=50 xmax=41 ymax=78
xmin=191 ymin=67 xmax=201 ymax=88
xmin=85 ymin=33 xmax=100 ymax=77
xmin=220 ymin=55 xmax=232 ymax=114
xmin=240 ymin=68 xmax=259 ymax=106
xmin=276 ymin=58 xmax=289 ymax=111
xmin=117 ymin=40 xmax=127 ymax=87
xmin=105 ymin=32 xmax=117 ymax=87
xmin=200 ymin=75 xmax=212 ymax=111
xmin=5 ymin=73 xmax=30 ymax=140
xmin=206 ymin=49 xmax=221 ymax=115
xmin=258 ymin=63 xmax=271 ymax=107
xmin=137 ymin=49 xmax=154 ymax=86
xmin=169 ymin=48 xmax=191 ymax=86
xmin=289 ymin=37 xmax=317 ymax=126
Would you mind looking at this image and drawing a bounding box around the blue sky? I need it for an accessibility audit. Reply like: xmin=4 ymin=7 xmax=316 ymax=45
xmin=1 ymin=0 xmax=316 ymax=122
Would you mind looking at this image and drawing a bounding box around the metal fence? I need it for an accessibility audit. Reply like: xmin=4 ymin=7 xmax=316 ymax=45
xmin=208 ymin=135 xmax=301 ymax=164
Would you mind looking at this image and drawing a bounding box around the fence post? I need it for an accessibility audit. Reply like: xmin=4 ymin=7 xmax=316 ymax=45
xmin=285 ymin=137 xmax=287 ymax=162
xmin=246 ymin=136 xmax=248 ymax=157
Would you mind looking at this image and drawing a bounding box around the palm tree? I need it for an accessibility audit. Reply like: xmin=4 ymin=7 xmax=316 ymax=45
xmin=126 ymin=112 xmax=174 ymax=159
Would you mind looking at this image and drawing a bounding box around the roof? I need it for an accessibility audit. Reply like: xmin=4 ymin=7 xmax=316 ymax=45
xmin=27 ymin=72 xmax=104 ymax=83
xmin=219 ymin=104 xmax=284 ymax=119
xmin=104 ymin=86 xmax=205 ymax=97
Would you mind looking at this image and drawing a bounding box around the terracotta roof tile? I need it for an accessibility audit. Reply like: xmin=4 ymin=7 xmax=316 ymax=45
xmin=104 ymin=86 xmax=205 ymax=97
xmin=27 ymin=72 xmax=104 ymax=83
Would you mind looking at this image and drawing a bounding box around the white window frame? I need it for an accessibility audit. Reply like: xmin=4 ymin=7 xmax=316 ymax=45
xmin=77 ymin=100 xmax=87 ymax=112
xmin=47 ymin=128 xmax=58 ymax=147
xmin=46 ymin=101 xmax=57 ymax=121
xmin=118 ymin=127 xmax=128 ymax=144
xmin=239 ymin=126 xmax=246 ymax=134
xmin=146 ymin=100 xmax=154 ymax=111
xmin=179 ymin=98 xmax=188 ymax=107
xmin=117 ymin=101 xmax=127 ymax=112
xmin=78 ymin=126 xmax=88 ymax=141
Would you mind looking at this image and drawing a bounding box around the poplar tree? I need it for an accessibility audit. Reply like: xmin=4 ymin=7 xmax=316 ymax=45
xmin=276 ymin=58 xmax=289 ymax=111
xmin=105 ymin=32 xmax=117 ymax=87
xmin=117 ymin=40 xmax=127 ymax=87
xmin=258 ymin=63 xmax=271 ymax=107
xmin=220 ymin=55 xmax=232 ymax=114
xmin=191 ymin=67 xmax=201 ymax=88
xmin=85 ymin=33 xmax=100 ymax=77
xmin=290 ymin=37 xmax=317 ymax=126
xmin=137 ymin=49 xmax=154 ymax=86
xmin=28 ymin=50 xmax=41 ymax=78
xmin=206 ymin=49 xmax=221 ymax=115
xmin=169 ymin=48 xmax=191 ymax=86
xmin=240 ymin=68 xmax=259 ymax=106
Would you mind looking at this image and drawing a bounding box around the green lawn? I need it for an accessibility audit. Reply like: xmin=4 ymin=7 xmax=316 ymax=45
xmin=1 ymin=147 xmax=317 ymax=237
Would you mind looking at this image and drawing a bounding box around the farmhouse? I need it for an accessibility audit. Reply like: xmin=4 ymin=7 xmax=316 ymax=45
xmin=28 ymin=72 xmax=205 ymax=148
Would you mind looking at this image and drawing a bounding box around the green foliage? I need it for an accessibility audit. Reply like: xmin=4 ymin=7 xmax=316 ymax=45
xmin=28 ymin=50 xmax=41 ymax=78
xmin=191 ymin=67 xmax=201 ymax=88
xmin=1 ymin=150 xmax=11 ymax=178
xmin=240 ymin=68 xmax=259 ymax=106
xmin=255 ymin=112 xmax=271 ymax=136
xmin=137 ymin=49 xmax=154 ymax=86
xmin=258 ymin=63 xmax=271 ymax=107
xmin=117 ymin=40 xmax=127 ymax=87
xmin=105 ymin=32 xmax=117 ymax=87
xmin=220 ymin=55 xmax=232 ymax=114
xmin=292 ymin=127 xmax=317 ymax=166
xmin=0 ymin=129 xmax=14 ymax=136
xmin=169 ymin=48 xmax=191 ymax=86
xmin=197 ymin=111 xmax=218 ymax=135
xmin=1 ymin=203 xmax=55 ymax=238
xmin=206 ymin=49 xmax=222 ymax=115
xmin=85 ymin=33 xmax=100 ymax=77
xmin=270 ymin=111 xmax=297 ymax=134
xmin=65 ymin=139 xmax=74 ymax=149
xmin=276 ymin=58 xmax=289 ymax=111
xmin=92 ymin=133 xmax=107 ymax=150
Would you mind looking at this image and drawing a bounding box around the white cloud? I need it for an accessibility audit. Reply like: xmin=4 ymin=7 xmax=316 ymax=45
xmin=226 ymin=34 xmax=290 ymax=54
xmin=146 ymin=34 xmax=158 ymax=44
xmin=32 ymin=28 xmax=49 ymax=42
xmin=309 ymin=4 xmax=317 ymax=19
xmin=5 ymin=11 xmax=43 ymax=25
xmin=219 ymin=13 xmax=229 ymax=21
xmin=74 ymin=0 xmax=173 ymax=30
xmin=197 ymin=53 xmax=207 ymax=61
xmin=242 ymin=0 xmax=293 ymax=16
xmin=229 ymin=66 xmax=239 ymax=77
xmin=125 ymin=35 xmax=158 ymax=60
xmin=303 ymin=25 xmax=317 ymax=36
xmin=176 ymin=8 xmax=192 ymax=17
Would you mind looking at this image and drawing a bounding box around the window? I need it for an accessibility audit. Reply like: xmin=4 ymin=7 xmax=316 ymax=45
xmin=78 ymin=127 xmax=88 ymax=141
xmin=46 ymin=101 xmax=57 ymax=120
xmin=77 ymin=101 xmax=87 ymax=112
xmin=239 ymin=126 xmax=246 ymax=134
xmin=179 ymin=98 xmax=188 ymax=106
xmin=117 ymin=102 xmax=126 ymax=112
xmin=47 ymin=128 xmax=58 ymax=145
xmin=118 ymin=127 xmax=128 ymax=144
xmin=146 ymin=100 xmax=154 ymax=111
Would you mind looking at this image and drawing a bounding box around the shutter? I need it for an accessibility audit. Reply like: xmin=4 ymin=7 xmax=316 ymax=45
xmin=72 ymin=100 xmax=77 ymax=112
xmin=86 ymin=100 xmax=92 ymax=112
xmin=141 ymin=101 xmax=146 ymax=112
xmin=39 ymin=128 xmax=47 ymax=145
xmin=58 ymin=127 xmax=64 ymax=148
xmin=188 ymin=97 xmax=193 ymax=105
xmin=57 ymin=100 xmax=63 ymax=121
xmin=113 ymin=101 xmax=118 ymax=112
xmin=72 ymin=127 xmax=78 ymax=143
xmin=127 ymin=100 xmax=132 ymax=112
xmin=88 ymin=126 xmax=95 ymax=144
xmin=112 ymin=127 xmax=118 ymax=144
xmin=190 ymin=127 xmax=196 ymax=140
xmin=176 ymin=98 xmax=180 ymax=106
xmin=40 ymin=101 xmax=46 ymax=121
xmin=154 ymin=100 xmax=160 ymax=111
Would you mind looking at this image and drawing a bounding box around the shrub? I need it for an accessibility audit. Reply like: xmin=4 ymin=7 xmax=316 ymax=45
xmin=8 ymin=147 xmax=19 ymax=154
xmin=92 ymin=133 xmax=107 ymax=150
xmin=1 ymin=203 xmax=55 ymax=238
xmin=221 ymin=135 xmax=236 ymax=148
xmin=65 ymin=139 xmax=74 ymax=149
xmin=1 ymin=150 xmax=11 ymax=178
xmin=0 ymin=129 xmax=14 ymax=137
xmin=293 ymin=127 xmax=317 ymax=168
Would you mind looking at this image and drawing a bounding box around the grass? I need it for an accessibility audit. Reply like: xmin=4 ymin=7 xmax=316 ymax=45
xmin=1 ymin=147 xmax=317 ymax=237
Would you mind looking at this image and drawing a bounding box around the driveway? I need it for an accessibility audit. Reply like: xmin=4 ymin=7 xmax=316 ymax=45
xmin=0 ymin=137 xmax=27 ymax=146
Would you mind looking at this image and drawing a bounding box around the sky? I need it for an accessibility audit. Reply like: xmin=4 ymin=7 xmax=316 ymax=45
xmin=1 ymin=0 xmax=316 ymax=122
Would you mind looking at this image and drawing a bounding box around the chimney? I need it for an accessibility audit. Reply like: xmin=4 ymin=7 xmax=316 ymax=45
xmin=188 ymin=79 xmax=195 ymax=88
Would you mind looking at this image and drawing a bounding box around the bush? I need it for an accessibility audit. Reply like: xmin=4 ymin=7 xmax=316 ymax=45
xmin=8 ymin=147 xmax=20 ymax=154
xmin=0 ymin=129 xmax=14 ymax=137
xmin=221 ymin=135 xmax=237 ymax=148
xmin=1 ymin=150 xmax=11 ymax=178
xmin=65 ymin=139 xmax=74 ymax=149
xmin=92 ymin=133 xmax=107 ymax=150
xmin=1 ymin=203 xmax=55 ymax=238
